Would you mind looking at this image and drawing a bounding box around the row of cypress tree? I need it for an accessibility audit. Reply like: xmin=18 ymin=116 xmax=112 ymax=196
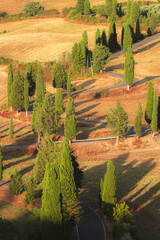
xmin=76 ymin=0 xmax=91 ymax=15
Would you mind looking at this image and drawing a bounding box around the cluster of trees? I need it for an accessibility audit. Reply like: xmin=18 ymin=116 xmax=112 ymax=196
xmin=7 ymin=63 xmax=36 ymax=114
xmin=23 ymin=1 xmax=44 ymax=17
xmin=76 ymin=0 xmax=91 ymax=15
xmin=99 ymin=160 xmax=135 ymax=238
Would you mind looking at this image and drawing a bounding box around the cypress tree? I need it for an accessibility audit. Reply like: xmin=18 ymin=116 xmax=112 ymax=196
xmin=24 ymin=73 xmax=29 ymax=116
xmin=64 ymin=114 xmax=76 ymax=142
xmin=80 ymin=38 xmax=86 ymax=66
xmin=145 ymin=81 xmax=153 ymax=124
xmin=41 ymin=162 xmax=62 ymax=227
xmin=126 ymin=0 xmax=131 ymax=18
xmin=134 ymin=102 xmax=143 ymax=138
xmin=7 ymin=63 xmax=13 ymax=109
xmin=108 ymin=21 xmax=118 ymax=52
xmin=0 ymin=146 xmax=3 ymax=181
xmin=101 ymin=29 xmax=108 ymax=47
xmin=110 ymin=1 xmax=117 ymax=21
xmin=65 ymin=97 xmax=75 ymax=117
xmin=123 ymin=23 xmax=132 ymax=52
xmin=106 ymin=99 xmax=129 ymax=143
xmin=12 ymin=68 xmax=24 ymax=112
xmin=76 ymin=0 xmax=85 ymax=14
xmin=101 ymin=160 xmax=116 ymax=213
xmin=54 ymin=88 xmax=63 ymax=115
xmin=26 ymin=63 xmax=36 ymax=97
xmin=84 ymin=0 xmax=90 ymax=15
xmin=67 ymin=74 xmax=71 ymax=97
xmin=52 ymin=63 xmax=68 ymax=89
xmin=124 ymin=46 xmax=134 ymax=90
xmin=105 ymin=0 xmax=112 ymax=17
xmin=71 ymin=43 xmax=84 ymax=73
xmin=130 ymin=2 xmax=140 ymax=23
xmin=9 ymin=117 xmax=14 ymax=139
xmin=93 ymin=45 xmax=110 ymax=74
xmin=35 ymin=94 xmax=60 ymax=139
xmin=135 ymin=18 xmax=142 ymax=41
xmin=151 ymin=89 xmax=158 ymax=136
xmin=59 ymin=138 xmax=77 ymax=218
xmin=36 ymin=64 xmax=46 ymax=103
xmin=95 ymin=28 xmax=101 ymax=46
xmin=82 ymin=31 xmax=88 ymax=50
xmin=34 ymin=136 xmax=59 ymax=182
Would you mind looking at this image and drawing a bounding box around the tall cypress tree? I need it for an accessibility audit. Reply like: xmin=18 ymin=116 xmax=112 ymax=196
xmin=80 ymin=38 xmax=86 ymax=66
xmin=59 ymin=138 xmax=77 ymax=219
xmin=108 ymin=21 xmax=118 ymax=52
xmin=151 ymin=89 xmax=158 ymax=136
xmin=7 ymin=63 xmax=13 ymax=109
xmin=82 ymin=31 xmax=88 ymax=50
xmin=24 ymin=73 xmax=29 ymax=116
xmin=84 ymin=0 xmax=90 ymax=15
xmin=145 ymin=81 xmax=153 ymax=125
xmin=126 ymin=0 xmax=131 ymax=18
xmin=54 ymin=88 xmax=63 ymax=115
xmin=0 ymin=146 xmax=3 ymax=181
xmin=130 ymin=1 xmax=140 ymax=24
xmin=52 ymin=63 xmax=68 ymax=89
xmin=26 ymin=63 xmax=36 ymax=97
xmin=67 ymin=74 xmax=71 ymax=97
xmin=135 ymin=18 xmax=142 ymax=41
xmin=123 ymin=23 xmax=132 ymax=52
xmin=65 ymin=97 xmax=75 ymax=117
xmin=12 ymin=68 xmax=24 ymax=112
xmin=105 ymin=0 xmax=112 ymax=17
xmin=64 ymin=114 xmax=76 ymax=142
xmin=41 ymin=163 xmax=62 ymax=234
xmin=101 ymin=29 xmax=108 ymax=47
xmin=9 ymin=117 xmax=13 ymax=139
xmin=92 ymin=45 xmax=110 ymax=74
xmin=124 ymin=46 xmax=134 ymax=90
xmin=134 ymin=102 xmax=143 ymax=138
xmin=36 ymin=64 xmax=46 ymax=103
xmin=101 ymin=160 xmax=116 ymax=213
xmin=95 ymin=28 xmax=101 ymax=46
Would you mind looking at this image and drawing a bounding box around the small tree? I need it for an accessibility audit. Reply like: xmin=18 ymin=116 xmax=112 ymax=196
xmin=23 ymin=1 xmax=44 ymax=17
xmin=123 ymin=23 xmax=132 ymax=52
xmin=24 ymin=73 xmax=29 ymax=116
xmin=12 ymin=68 xmax=24 ymax=112
xmin=36 ymin=64 xmax=46 ymax=103
xmin=80 ymin=38 xmax=86 ymax=66
xmin=135 ymin=18 xmax=142 ymax=41
xmin=65 ymin=97 xmax=75 ymax=116
xmin=151 ymin=89 xmax=158 ymax=136
xmin=95 ymin=28 xmax=101 ymax=46
xmin=84 ymin=0 xmax=90 ymax=15
xmin=67 ymin=74 xmax=71 ymax=97
xmin=124 ymin=46 xmax=134 ymax=90
xmin=52 ymin=63 xmax=68 ymax=89
xmin=113 ymin=202 xmax=135 ymax=238
xmin=92 ymin=45 xmax=110 ymax=74
xmin=64 ymin=114 xmax=76 ymax=142
xmin=105 ymin=0 xmax=112 ymax=17
xmin=54 ymin=88 xmax=63 ymax=115
xmin=134 ymin=102 xmax=143 ymax=138
xmin=130 ymin=2 xmax=140 ymax=23
xmin=101 ymin=160 xmax=116 ymax=214
xmin=0 ymin=146 xmax=3 ymax=181
xmin=82 ymin=31 xmax=88 ymax=50
xmin=126 ymin=0 xmax=131 ymax=18
xmin=145 ymin=81 xmax=153 ymax=125
xmin=41 ymin=163 xmax=62 ymax=235
xmin=9 ymin=170 xmax=23 ymax=195
xmin=7 ymin=63 xmax=13 ymax=109
xmin=26 ymin=63 xmax=36 ymax=98
xmin=25 ymin=175 xmax=38 ymax=204
xmin=108 ymin=21 xmax=118 ymax=52
xmin=9 ymin=117 xmax=13 ymax=139
xmin=106 ymin=99 xmax=129 ymax=143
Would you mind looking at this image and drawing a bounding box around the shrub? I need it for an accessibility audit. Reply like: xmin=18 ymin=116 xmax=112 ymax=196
xmin=23 ymin=1 xmax=44 ymax=17
xmin=93 ymin=92 xmax=101 ymax=98
xmin=25 ymin=175 xmax=39 ymax=204
xmin=101 ymin=88 xmax=108 ymax=97
xmin=113 ymin=202 xmax=135 ymax=238
xmin=62 ymin=7 xmax=74 ymax=15
xmin=9 ymin=170 xmax=23 ymax=195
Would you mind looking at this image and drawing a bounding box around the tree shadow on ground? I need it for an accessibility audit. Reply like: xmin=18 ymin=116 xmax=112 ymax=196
xmin=132 ymin=75 xmax=160 ymax=88
xmin=134 ymin=40 xmax=160 ymax=55
xmin=76 ymin=103 xmax=100 ymax=116
xmin=76 ymin=79 xmax=96 ymax=90
xmin=0 ymin=123 xmax=8 ymax=130
xmin=107 ymin=63 xmax=124 ymax=71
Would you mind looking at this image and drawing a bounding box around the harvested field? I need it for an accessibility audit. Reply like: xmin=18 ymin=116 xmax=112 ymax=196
xmin=0 ymin=18 xmax=122 ymax=61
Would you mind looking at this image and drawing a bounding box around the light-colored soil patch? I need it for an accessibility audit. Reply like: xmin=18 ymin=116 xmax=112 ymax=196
xmin=0 ymin=18 xmax=122 ymax=61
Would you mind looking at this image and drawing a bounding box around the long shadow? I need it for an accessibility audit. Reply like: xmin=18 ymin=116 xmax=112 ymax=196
xmin=107 ymin=63 xmax=124 ymax=71
xmin=132 ymin=75 xmax=160 ymax=87
xmin=14 ymin=125 xmax=30 ymax=135
xmin=76 ymin=103 xmax=100 ymax=116
xmin=75 ymin=99 xmax=96 ymax=108
xmin=77 ymin=79 xmax=96 ymax=89
xmin=0 ymin=127 xmax=9 ymax=135
xmin=134 ymin=40 xmax=160 ymax=55
xmin=0 ymin=123 xmax=8 ymax=130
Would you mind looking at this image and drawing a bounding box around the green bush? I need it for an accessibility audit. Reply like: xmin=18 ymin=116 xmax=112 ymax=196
xmin=93 ymin=92 xmax=101 ymax=98
xmin=113 ymin=202 xmax=135 ymax=238
xmin=9 ymin=170 xmax=23 ymax=195
xmin=23 ymin=1 xmax=44 ymax=17
xmin=101 ymin=88 xmax=108 ymax=97
xmin=62 ymin=7 xmax=74 ymax=15
xmin=25 ymin=175 xmax=39 ymax=204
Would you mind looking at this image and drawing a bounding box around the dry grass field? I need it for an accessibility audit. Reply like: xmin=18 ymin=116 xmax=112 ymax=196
xmin=0 ymin=18 xmax=122 ymax=61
